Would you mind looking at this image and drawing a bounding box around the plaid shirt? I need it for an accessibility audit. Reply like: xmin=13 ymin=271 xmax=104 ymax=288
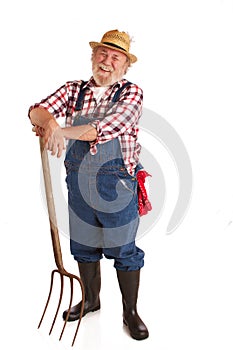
xmin=29 ymin=77 xmax=143 ymax=175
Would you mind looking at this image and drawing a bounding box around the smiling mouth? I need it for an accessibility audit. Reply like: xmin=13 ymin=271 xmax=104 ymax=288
xmin=99 ymin=64 xmax=114 ymax=73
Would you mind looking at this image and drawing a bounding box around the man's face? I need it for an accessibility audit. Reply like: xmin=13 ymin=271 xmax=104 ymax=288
xmin=92 ymin=46 xmax=130 ymax=86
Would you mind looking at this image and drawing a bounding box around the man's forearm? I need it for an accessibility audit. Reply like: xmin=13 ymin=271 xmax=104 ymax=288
xmin=62 ymin=125 xmax=97 ymax=141
xmin=29 ymin=107 xmax=56 ymax=128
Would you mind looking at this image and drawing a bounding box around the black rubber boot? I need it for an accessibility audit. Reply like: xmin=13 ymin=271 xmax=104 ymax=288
xmin=63 ymin=261 xmax=101 ymax=322
xmin=116 ymin=269 xmax=149 ymax=340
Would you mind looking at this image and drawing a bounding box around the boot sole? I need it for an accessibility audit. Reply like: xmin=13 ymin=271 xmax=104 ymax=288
xmin=63 ymin=305 xmax=101 ymax=322
xmin=123 ymin=319 xmax=149 ymax=340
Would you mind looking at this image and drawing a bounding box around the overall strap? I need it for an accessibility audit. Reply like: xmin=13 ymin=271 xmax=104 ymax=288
xmin=75 ymin=81 xmax=132 ymax=111
xmin=75 ymin=81 xmax=88 ymax=111
xmin=111 ymin=81 xmax=132 ymax=103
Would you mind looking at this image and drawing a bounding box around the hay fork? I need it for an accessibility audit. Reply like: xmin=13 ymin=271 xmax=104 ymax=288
xmin=38 ymin=137 xmax=85 ymax=346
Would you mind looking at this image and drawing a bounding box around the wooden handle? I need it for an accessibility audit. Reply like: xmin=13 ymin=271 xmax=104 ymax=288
xmin=39 ymin=137 xmax=65 ymax=272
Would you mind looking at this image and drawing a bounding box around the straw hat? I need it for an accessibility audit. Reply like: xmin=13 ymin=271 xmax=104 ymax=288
xmin=89 ymin=29 xmax=137 ymax=64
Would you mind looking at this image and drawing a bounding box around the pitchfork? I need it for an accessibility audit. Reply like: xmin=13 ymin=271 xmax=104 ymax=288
xmin=38 ymin=137 xmax=85 ymax=346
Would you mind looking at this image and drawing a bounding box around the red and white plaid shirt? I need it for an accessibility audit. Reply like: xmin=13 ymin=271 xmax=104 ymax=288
xmin=29 ymin=77 xmax=143 ymax=175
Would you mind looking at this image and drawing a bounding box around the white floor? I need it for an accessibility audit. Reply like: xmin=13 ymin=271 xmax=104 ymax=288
xmin=2 ymin=202 xmax=233 ymax=350
xmin=1 ymin=1 xmax=233 ymax=349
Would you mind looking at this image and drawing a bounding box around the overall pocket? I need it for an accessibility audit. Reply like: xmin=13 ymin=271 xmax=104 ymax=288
xmin=115 ymin=171 xmax=137 ymax=195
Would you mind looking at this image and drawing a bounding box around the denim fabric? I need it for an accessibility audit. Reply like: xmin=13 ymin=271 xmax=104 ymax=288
xmin=64 ymin=116 xmax=144 ymax=271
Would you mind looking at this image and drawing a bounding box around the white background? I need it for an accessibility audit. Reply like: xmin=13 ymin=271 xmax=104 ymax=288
xmin=1 ymin=0 xmax=233 ymax=349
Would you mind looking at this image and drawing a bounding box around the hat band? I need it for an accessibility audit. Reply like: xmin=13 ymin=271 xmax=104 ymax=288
xmin=102 ymin=42 xmax=127 ymax=52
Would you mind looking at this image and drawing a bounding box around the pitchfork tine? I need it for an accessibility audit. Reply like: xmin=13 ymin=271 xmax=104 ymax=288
xmin=71 ymin=275 xmax=85 ymax=346
xmin=59 ymin=276 xmax=74 ymax=341
xmin=38 ymin=269 xmax=57 ymax=330
xmin=49 ymin=270 xmax=64 ymax=335
xmin=38 ymin=137 xmax=85 ymax=346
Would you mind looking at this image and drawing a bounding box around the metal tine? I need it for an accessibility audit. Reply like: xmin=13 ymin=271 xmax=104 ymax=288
xmin=39 ymin=137 xmax=85 ymax=346
xmin=38 ymin=268 xmax=85 ymax=346
xmin=38 ymin=269 xmax=57 ymax=330
xmin=49 ymin=270 xmax=64 ymax=335
xmin=59 ymin=276 xmax=74 ymax=341
xmin=71 ymin=275 xmax=85 ymax=347
xmin=59 ymin=274 xmax=85 ymax=346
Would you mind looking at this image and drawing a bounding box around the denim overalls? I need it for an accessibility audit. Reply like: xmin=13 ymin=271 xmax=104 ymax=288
xmin=64 ymin=83 xmax=144 ymax=271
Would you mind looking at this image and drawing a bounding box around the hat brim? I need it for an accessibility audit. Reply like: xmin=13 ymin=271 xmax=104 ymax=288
xmin=89 ymin=41 xmax=137 ymax=64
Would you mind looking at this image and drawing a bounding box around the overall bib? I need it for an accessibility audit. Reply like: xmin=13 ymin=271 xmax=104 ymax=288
xmin=64 ymin=86 xmax=144 ymax=271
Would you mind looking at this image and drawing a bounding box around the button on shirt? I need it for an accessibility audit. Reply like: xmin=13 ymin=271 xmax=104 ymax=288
xmin=29 ymin=77 xmax=143 ymax=175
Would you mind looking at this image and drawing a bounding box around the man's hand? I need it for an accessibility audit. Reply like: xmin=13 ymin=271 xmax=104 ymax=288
xmin=30 ymin=107 xmax=66 ymax=157
xmin=32 ymin=119 xmax=65 ymax=157
xmin=43 ymin=119 xmax=66 ymax=157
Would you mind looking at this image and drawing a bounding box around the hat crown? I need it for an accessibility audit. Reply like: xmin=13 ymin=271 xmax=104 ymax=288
xmin=101 ymin=30 xmax=130 ymax=53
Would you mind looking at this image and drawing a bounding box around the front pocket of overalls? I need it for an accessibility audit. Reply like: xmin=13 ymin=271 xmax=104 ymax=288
xmin=115 ymin=173 xmax=137 ymax=195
